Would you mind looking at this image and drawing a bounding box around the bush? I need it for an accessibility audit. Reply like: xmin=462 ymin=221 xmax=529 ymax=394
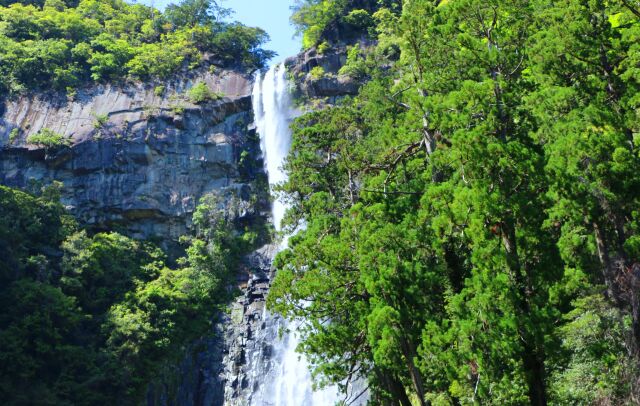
xmin=187 ymin=81 xmax=220 ymax=104
xmin=26 ymin=128 xmax=71 ymax=148
xmin=9 ymin=128 xmax=19 ymax=144
xmin=343 ymin=9 xmax=373 ymax=29
xmin=338 ymin=45 xmax=367 ymax=79
xmin=0 ymin=0 xmax=273 ymax=94
xmin=92 ymin=113 xmax=108 ymax=129
xmin=309 ymin=66 xmax=326 ymax=80
xmin=317 ymin=41 xmax=331 ymax=54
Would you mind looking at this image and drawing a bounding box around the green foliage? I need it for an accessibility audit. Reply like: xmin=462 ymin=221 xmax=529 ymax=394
xmin=291 ymin=0 xmax=349 ymax=49
xmin=343 ymin=9 xmax=373 ymax=30
xmin=153 ymin=85 xmax=165 ymax=96
xmin=165 ymin=0 xmax=227 ymax=28
xmin=308 ymin=65 xmax=325 ymax=80
xmin=8 ymin=128 xmax=19 ymax=143
xmin=338 ymin=44 xmax=367 ymax=79
xmin=170 ymin=103 xmax=186 ymax=115
xmin=0 ymin=185 xmax=242 ymax=404
xmin=0 ymin=0 xmax=273 ymax=95
xmin=291 ymin=0 xmax=400 ymax=49
xmin=268 ymin=0 xmax=640 ymax=404
xmin=187 ymin=81 xmax=219 ymax=103
xmin=92 ymin=112 xmax=108 ymax=128
xmin=548 ymin=295 xmax=634 ymax=405
xmin=26 ymin=128 xmax=70 ymax=148
xmin=316 ymin=40 xmax=330 ymax=54
xmin=203 ymin=22 xmax=275 ymax=68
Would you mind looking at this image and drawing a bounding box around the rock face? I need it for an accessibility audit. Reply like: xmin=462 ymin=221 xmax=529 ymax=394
xmin=0 ymin=68 xmax=259 ymax=252
xmin=220 ymin=244 xmax=280 ymax=405
xmin=286 ymin=46 xmax=362 ymax=101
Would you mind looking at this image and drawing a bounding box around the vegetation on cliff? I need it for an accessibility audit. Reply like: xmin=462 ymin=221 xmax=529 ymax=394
xmin=0 ymin=184 xmax=247 ymax=405
xmin=268 ymin=0 xmax=640 ymax=405
xmin=0 ymin=0 xmax=274 ymax=95
xmin=291 ymin=0 xmax=400 ymax=49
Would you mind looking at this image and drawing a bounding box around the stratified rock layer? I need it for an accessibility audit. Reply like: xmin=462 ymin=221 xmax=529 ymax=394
xmin=0 ymin=69 xmax=256 ymax=251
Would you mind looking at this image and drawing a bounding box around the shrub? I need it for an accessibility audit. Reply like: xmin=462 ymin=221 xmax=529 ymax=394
xmin=65 ymin=87 xmax=77 ymax=101
xmin=309 ymin=66 xmax=326 ymax=80
xmin=26 ymin=128 xmax=71 ymax=148
xmin=171 ymin=103 xmax=186 ymax=116
xmin=343 ymin=9 xmax=373 ymax=29
xmin=338 ymin=45 xmax=367 ymax=79
xmin=154 ymin=86 xmax=165 ymax=97
xmin=9 ymin=128 xmax=20 ymax=144
xmin=93 ymin=113 xmax=109 ymax=129
xmin=317 ymin=41 xmax=331 ymax=55
xmin=187 ymin=82 xmax=223 ymax=104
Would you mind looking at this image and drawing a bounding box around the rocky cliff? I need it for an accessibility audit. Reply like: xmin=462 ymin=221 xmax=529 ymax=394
xmin=287 ymin=45 xmax=361 ymax=101
xmin=0 ymin=68 xmax=259 ymax=254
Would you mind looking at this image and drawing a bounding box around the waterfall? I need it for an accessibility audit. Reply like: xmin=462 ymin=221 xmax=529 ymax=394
xmin=252 ymin=63 xmax=292 ymax=234
xmin=250 ymin=63 xmax=342 ymax=405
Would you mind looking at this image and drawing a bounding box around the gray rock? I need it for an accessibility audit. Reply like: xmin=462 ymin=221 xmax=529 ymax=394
xmin=286 ymin=46 xmax=362 ymax=99
xmin=0 ymin=68 xmax=257 ymax=253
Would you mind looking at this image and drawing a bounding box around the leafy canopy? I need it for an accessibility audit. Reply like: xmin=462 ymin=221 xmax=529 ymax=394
xmin=0 ymin=0 xmax=275 ymax=94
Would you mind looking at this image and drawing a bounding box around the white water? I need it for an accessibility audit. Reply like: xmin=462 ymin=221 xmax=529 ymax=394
xmin=252 ymin=63 xmax=292 ymax=233
xmin=252 ymin=63 xmax=342 ymax=406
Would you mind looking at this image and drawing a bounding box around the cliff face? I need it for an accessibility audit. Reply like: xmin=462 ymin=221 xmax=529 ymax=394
xmin=286 ymin=45 xmax=361 ymax=100
xmin=0 ymin=69 xmax=257 ymax=252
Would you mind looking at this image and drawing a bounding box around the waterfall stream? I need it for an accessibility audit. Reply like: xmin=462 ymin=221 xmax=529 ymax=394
xmin=249 ymin=63 xmax=342 ymax=405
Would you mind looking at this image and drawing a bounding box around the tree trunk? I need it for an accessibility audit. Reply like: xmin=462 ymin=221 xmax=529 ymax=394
xmin=399 ymin=334 xmax=429 ymax=406
xmin=521 ymin=340 xmax=548 ymax=406
xmin=376 ymin=370 xmax=413 ymax=406
xmin=501 ymin=218 xmax=548 ymax=406
xmin=593 ymin=221 xmax=620 ymax=304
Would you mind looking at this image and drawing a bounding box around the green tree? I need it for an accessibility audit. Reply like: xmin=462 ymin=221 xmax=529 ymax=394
xmin=0 ymin=0 xmax=273 ymax=94
xmin=527 ymin=0 xmax=640 ymax=357
xmin=0 ymin=186 xmax=243 ymax=404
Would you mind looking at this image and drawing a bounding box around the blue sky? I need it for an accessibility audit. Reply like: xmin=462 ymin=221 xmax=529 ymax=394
xmin=138 ymin=0 xmax=301 ymax=63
